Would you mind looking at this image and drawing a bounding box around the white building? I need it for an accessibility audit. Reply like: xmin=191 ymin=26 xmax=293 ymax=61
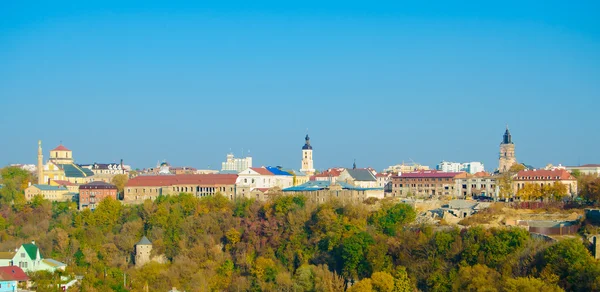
xmin=437 ymin=161 xmax=484 ymax=174
xmin=300 ymin=135 xmax=315 ymax=175
xmin=221 ymin=153 xmax=253 ymax=173
xmin=566 ymin=164 xmax=600 ymax=176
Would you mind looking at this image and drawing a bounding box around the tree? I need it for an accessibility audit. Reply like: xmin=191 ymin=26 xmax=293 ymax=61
xmin=578 ymin=174 xmax=600 ymax=204
xmin=503 ymin=277 xmax=564 ymax=292
xmin=349 ymin=278 xmax=373 ymax=292
xmin=371 ymin=272 xmax=395 ymax=292
xmin=517 ymin=183 xmax=541 ymax=201
xmin=369 ymin=203 xmax=416 ymax=236
xmin=111 ymin=174 xmax=129 ymax=197
xmin=0 ymin=166 xmax=31 ymax=205
xmin=542 ymin=239 xmax=600 ymax=291
xmin=452 ymin=264 xmax=500 ymax=292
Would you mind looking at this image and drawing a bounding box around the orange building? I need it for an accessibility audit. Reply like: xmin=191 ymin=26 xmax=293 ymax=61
xmin=79 ymin=181 xmax=118 ymax=210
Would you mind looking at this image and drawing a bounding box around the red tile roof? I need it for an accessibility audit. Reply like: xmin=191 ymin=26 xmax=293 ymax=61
xmin=53 ymin=180 xmax=76 ymax=186
xmin=0 ymin=266 xmax=29 ymax=282
xmin=394 ymin=170 xmax=463 ymax=179
xmin=312 ymin=168 xmax=344 ymax=178
xmin=250 ymin=168 xmax=274 ymax=176
xmin=126 ymin=174 xmax=238 ymax=187
xmin=51 ymin=144 xmax=71 ymax=151
xmin=515 ymin=169 xmax=575 ymax=181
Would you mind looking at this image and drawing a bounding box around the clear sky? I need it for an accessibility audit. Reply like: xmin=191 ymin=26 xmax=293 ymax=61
xmin=1 ymin=1 xmax=599 ymax=171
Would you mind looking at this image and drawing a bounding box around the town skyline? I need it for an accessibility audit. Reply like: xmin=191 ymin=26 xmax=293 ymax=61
xmin=4 ymin=125 xmax=597 ymax=172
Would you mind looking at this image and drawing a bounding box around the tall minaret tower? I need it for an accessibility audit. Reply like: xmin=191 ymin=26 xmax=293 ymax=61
xmin=300 ymin=134 xmax=315 ymax=175
xmin=37 ymin=140 xmax=44 ymax=184
xmin=498 ymin=126 xmax=517 ymax=173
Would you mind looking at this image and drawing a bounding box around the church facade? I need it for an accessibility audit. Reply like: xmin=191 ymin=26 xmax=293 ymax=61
xmin=37 ymin=141 xmax=95 ymax=185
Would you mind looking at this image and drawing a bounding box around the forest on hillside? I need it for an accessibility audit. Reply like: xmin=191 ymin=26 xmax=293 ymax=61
xmin=1 ymin=167 xmax=600 ymax=291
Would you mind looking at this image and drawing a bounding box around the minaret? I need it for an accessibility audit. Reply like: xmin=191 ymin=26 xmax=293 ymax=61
xmin=498 ymin=126 xmax=517 ymax=173
xmin=37 ymin=140 xmax=44 ymax=184
xmin=300 ymin=134 xmax=315 ymax=175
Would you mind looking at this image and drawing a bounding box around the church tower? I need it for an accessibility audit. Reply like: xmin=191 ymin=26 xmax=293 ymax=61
xmin=37 ymin=140 xmax=44 ymax=184
xmin=300 ymin=134 xmax=315 ymax=175
xmin=499 ymin=126 xmax=517 ymax=173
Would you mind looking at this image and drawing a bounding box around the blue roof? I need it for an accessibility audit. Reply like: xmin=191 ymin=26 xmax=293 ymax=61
xmin=283 ymin=180 xmax=383 ymax=192
xmin=266 ymin=166 xmax=293 ymax=176
xmin=33 ymin=185 xmax=68 ymax=191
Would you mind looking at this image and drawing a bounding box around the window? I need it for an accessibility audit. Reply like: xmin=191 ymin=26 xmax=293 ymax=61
xmin=21 ymin=253 xmax=25 ymax=258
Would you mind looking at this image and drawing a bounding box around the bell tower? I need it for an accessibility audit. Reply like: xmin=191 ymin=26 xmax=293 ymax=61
xmin=499 ymin=126 xmax=517 ymax=173
xmin=300 ymin=134 xmax=315 ymax=175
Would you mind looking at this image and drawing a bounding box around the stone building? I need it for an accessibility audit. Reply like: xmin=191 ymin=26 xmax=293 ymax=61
xmin=390 ymin=171 xmax=461 ymax=198
xmin=24 ymin=184 xmax=70 ymax=202
xmin=513 ymin=169 xmax=578 ymax=196
xmin=135 ymin=236 xmax=152 ymax=267
xmin=124 ymin=174 xmax=238 ymax=203
xmin=300 ymin=135 xmax=315 ymax=175
xmin=453 ymin=172 xmax=499 ymax=199
xmin=499 ymin=126 xmax=517 ymax=173
xmin=283 ymin=181 xmax=384 ymax=204
xmin=79 ymin=181 xmax=118 ymax=210
xmin=78 ymin=161 xmax=128 ymax=183
xmin=338 ymin=167 xmax=378 ymax=188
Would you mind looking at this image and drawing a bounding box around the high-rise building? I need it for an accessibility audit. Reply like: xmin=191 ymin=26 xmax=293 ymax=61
xmin=499 ymin=126 xmax=517 ymax=173
xmin=221 ymin=153 xmax=252 ymax=173
xmin=437 ymin=161 xmax=485 ymax=174
xmin=300 ymin=134 xmax=315 ymax=175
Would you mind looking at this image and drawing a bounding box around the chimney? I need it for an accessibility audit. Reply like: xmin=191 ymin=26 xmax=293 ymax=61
xmin=31 ymin=240 xmax=35 ymax=245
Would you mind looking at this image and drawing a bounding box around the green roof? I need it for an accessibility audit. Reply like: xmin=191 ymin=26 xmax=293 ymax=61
xmin=61 ymin=164 xmax=94 ymax=178
xmin=22 ymin=243 xmax=40 ymax=260
xmin=33 ymin=185 xmax=67 ymax=191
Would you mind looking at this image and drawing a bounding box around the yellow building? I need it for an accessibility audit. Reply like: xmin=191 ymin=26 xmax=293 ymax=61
xmin=24 ymin=184 xmax=71 ymax=202
xmin=37 ymin=141 xmax=95 ymax=185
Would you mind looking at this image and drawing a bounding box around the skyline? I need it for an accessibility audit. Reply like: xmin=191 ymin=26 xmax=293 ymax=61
xmin=1 ymin=1 xmax=599 ymax=170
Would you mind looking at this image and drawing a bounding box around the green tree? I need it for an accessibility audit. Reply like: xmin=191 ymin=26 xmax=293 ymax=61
xmin=0 ymin=166 xmax=31 ymax=205
xmin=503 ymin=277 xmax=564 ymax=292
xmin=542 ymin=238 xmax=600 ymax=291
xmin=369 ymin=203 xmax=416 ymax=236
xmin=111 ymin=174 xmax=129 ymax=197
xmin=452 ymin=264 xmax=500 ymax=292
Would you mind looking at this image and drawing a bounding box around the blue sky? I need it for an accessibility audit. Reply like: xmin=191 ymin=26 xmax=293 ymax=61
xmin=1 ymin=1 xmax=599 ymax=171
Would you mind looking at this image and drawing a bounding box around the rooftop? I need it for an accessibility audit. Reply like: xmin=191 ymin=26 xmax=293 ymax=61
xmin=0 ymin=266 xmax=29 ymax=282
xmin=80 ymin=181 xmax=117 ymax=189
xmin=51 ymin=144 xmax=71 ymax=151
xmin=515 ymin=169 xmax=575 ymax=180
xmin=283 ymin=180 xmax=382 ymax=192
xmin=137 ymin=236 xmax=152 ymax=245
xmin=394 ymin=170 xmax=463 ymax=179
xmin=32 ymin=184 xmax=68 ymax=191
xmin=345 ymin=169 xmax=377 ymax=182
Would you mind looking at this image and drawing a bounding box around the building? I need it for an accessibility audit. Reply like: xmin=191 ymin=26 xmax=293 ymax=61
xmin=454 ymin=172 xmax=499 ymax=199
xmin=384 ymin=163 xmax=430 ymax=174
xmin=499 ymin=126 xmax=517 ymax=173
xmin=376 ymin=173 xmax=393 ymax=193
xmin=135 ymin=236 xmax=152 ymax=267
xmin=311 ymin=168 xmax=345 ymax=183
xmin=566 ymin=164 xmax=600 ymax=176
xmin=337 ymin=166 xmax=378 ymax=188
xmin=391 ymin=171 xmax=461 ymax=198
xmin=235 ymin=167 xmax=294 ymax=198
xmin=124 ymin=174 xmax=238 ymax=203
xmin=437 ymin=161 xmax=485 ymax=174
xmin=78 ymin=161 xmax=128 ymax=183
xmin=0 ymin=241 xmax=66 ymax=273
xmin=284 ymin=169 xmax=310 ymax=186
xmin=49 ymin=180 xmax=79 ymax=193
xmin=265 ymin=166 xmax=294 ymax=189
xmin=24 ymin=185 xmax=70 ymax=202
xmin=79 ymin=181 xmax=118 ymax=210
xmin=221 ymin=153 xmax=253 ymax=173
xmin=513 ymin=169 xmax=578 ymax=196
xmin=300 ymin=135 xmax=315 ymax=175
xmin=37 ymin=141 xmax=95 ymax=185
xmin=283 ymin=181 xmax=384 ymax=204
xmin=0 ymin=266 xmax=28 ymax=291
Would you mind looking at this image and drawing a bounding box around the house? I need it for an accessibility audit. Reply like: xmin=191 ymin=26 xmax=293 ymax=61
xmin=50 ymin=180 xmax=79 ymax=193
xmin=513 ymin=169 xmax=578 ymax=196
xmin=124 ymin=174 xmax=238 ymax=203
xmin=78 ymin=161 xmax=128 ymax=183
xmin=0 ymin=266 xmax=29 ymax=292
xmin=79 ymin=181 xmax=118 ymax=210
xmin=24 ymin=185 xmax=70 ymax=202
xmin=236 ymin=168 xmax=276 ymax=198
xmin=310 ymin=168 xmax=345 ymax=183
xmin=284 ymin=169 xmax=310 ymax=186
xmin=0 ymin=241 xmax=66 ymax=273
xmin=376 ymin=173 xmax=393 ymax=193
xmin=566 ymin=164 xmax=600 ymax=176
xmin=265 ymin=167 xmax=294 ymax=189
xmin=337 ymin=168 xmax=378 ymax=188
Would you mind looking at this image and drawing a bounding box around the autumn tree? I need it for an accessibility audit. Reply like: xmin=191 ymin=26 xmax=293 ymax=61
xmin=578 ymin=174 xmax=600 ymax=204
xmin=111 ymin=174 xmax=129 ymax=197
